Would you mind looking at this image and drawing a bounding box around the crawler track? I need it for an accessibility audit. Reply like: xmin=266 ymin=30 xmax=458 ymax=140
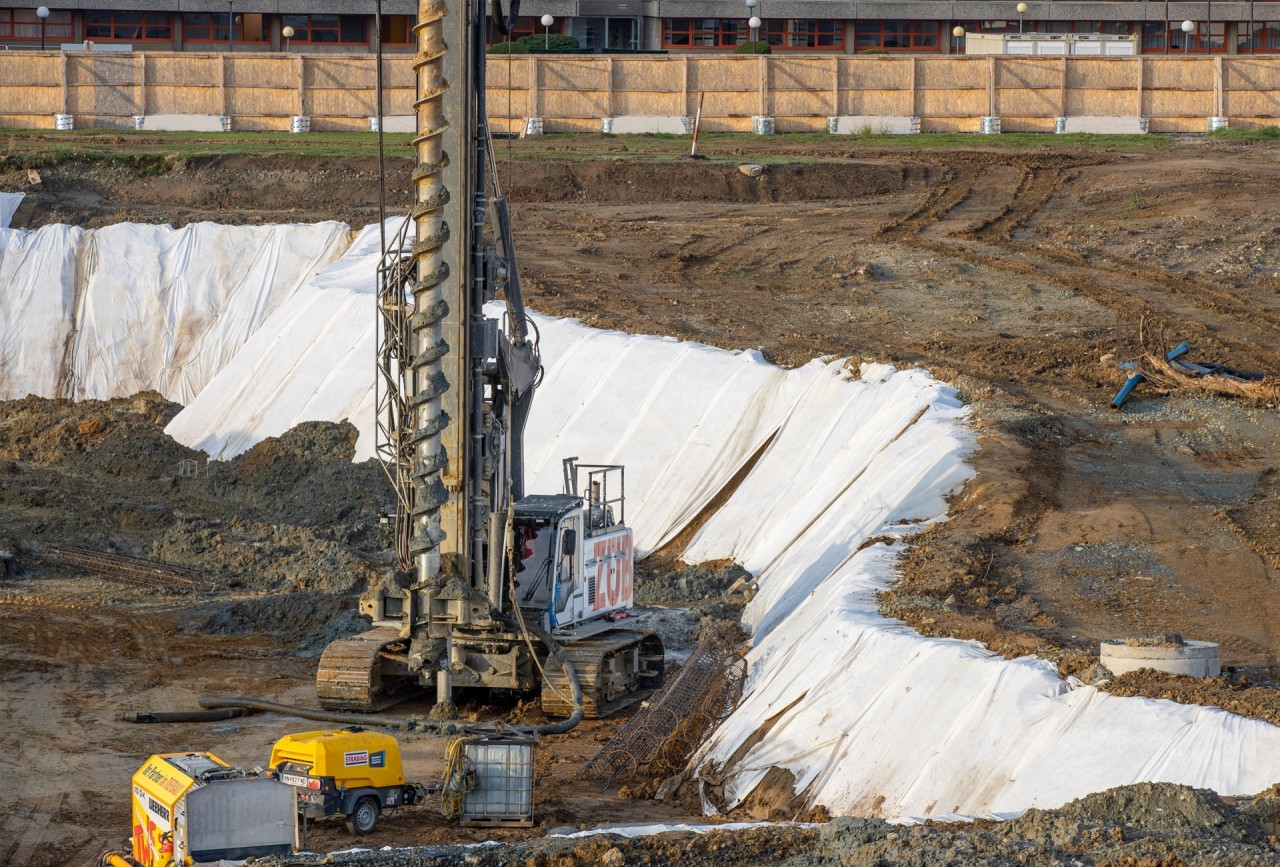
xmin=315 ymin=626 xmax=418 ymax=712
xmin=541 ymin=630 xmax=665 ymax=719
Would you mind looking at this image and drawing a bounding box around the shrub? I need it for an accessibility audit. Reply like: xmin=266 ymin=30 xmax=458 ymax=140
xmin=735 ymin=40 xmax=772 ymax=54
xmin=487 ymin=41 xmax=530 ymax=53
xmin=515 ymin=33 xmax=580 ymax=51
xmin=860 ymin=48 xmax=889 ymax=54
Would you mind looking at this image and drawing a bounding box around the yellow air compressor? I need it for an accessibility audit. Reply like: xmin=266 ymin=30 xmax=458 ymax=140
xmin=268 ymin=729 xmax=432 ymax=835
xmin=119 ymin=752 xmax=296 ymax=866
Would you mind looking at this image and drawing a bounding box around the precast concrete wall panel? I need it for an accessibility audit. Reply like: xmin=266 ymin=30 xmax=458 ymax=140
xmin=143 ymin=55 xmax=221 ymax=116
xmin=5 ymin=54 xmax=1279 ymax=133
xmin=0 ymin=55 xmax=62 ymax=119
xmin=66 ymin=55 xmax=135 ymax=121
xmin=540 ymin=59 xmax=609 ymax=120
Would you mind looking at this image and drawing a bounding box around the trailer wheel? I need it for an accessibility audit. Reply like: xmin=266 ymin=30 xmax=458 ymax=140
xmin=347 ymin=796 xmax=380 ymax=835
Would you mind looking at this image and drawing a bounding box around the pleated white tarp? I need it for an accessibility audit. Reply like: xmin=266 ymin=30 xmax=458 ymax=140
xmin=0 ymin=220 xmax=349 ymax=402
xmin=6 ymin=217 xmax=1280 ymax=821
xmin=0 ymin=192 xmax=22 ymax=228
xmin=165 ymin=221 xmax=390 ymax=461
xmin=0 ymin=223 xmax=81 ymax=398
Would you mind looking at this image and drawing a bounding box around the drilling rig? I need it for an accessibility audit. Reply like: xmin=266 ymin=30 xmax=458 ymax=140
xmin=314 ymin=0 xmax=663 ymax=719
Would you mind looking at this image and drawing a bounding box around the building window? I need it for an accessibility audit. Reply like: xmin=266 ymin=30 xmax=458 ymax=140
xmin=281 ymin=14 xmax=367 ymax=45
xmin=854 ymin=20 xmax=941 ymax=51
xmin=381 ymin=14 xmax=415 ymax=45
xmin=662 ymin=18 xmax=747 ymax=48
xmin=1238 ymin=20 xmax=1280 ymax=51
xmin=486 ymin=15 xmax=560 ymax=44
xmin=978 ymin=20 xmax=1131 ymax=34
xmin=0 ymin=7 xmax=73 ymax=39
xmin=84 ymin=11 xmax=172 ymax=41
xmin=1142 ymin=21 xmax=1225 ymax=52
xmin=182 ymin=12 xmax=267 ymax=43
xmin=760 ymin=19 xmax=844 ymax=49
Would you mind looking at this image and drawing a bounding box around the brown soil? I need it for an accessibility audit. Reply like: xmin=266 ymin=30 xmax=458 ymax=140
xmin=3 ymin=135 xmax=1280 ymax=863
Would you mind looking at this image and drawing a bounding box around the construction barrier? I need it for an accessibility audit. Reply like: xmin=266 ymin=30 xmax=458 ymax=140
xmin=0 ymin=52 xmax=1277 ymax=134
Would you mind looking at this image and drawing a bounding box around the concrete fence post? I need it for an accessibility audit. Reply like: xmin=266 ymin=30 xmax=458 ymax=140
xmin=1214 ymin=56 xmax=1224 ymax=118
xmin=60 ymin=52 xmax=68 ymax=114
xmin=681 ymin=55 xmax=689 ymax=115
xmin=296 ymin=55 xmax=305 ymax=117
xmin=758 ymin=54 xmax=767 ymax=117
xmin=219 ymin=54 xmax=229 ymax=117
xmin=909 ymin=56 xmax=918 ymax=118
xmin=1135 ymin=56 xmax=1145 ymax=116
xmin=987 ymin=55 xmax=997 ymax=117
xmin=830 ymin=54 xmax=839 ymax=116
xmin=606 ymin=56 xmax=614 ymax=119
xmin=528 ymin=55 xmax=539 ymax=119
xmin=1058 ymin=56 xmax=1068 ymax=116
xmin=135 ymin=52 xmax=146 ymax=116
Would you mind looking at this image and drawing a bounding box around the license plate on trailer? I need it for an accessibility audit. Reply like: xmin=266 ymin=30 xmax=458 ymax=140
xmin=281 ymin=773 xmax=311 ymax=787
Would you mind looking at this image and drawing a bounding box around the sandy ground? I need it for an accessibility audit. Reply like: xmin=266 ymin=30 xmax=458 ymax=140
xmin=2 ymin=134 xmax=1279 ymax=864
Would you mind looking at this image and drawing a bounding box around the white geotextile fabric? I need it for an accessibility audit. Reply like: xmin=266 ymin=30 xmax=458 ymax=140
xmin=165 ymin=221 xmax=391 ymax=460
xmin=0 ymin=224 xmax=82 ymax=398
xmin=8 ymin=217 xmax=1278 ymax=821
xmin=688 ymin=372 xmax=1280 ymax=816
xmin=70 ymin=221 xmax=349 ymax=403
xmin=0 ymin=192 xmax=23 ymax=228
xmin=0 ymin=220 xmax=349 ymax=402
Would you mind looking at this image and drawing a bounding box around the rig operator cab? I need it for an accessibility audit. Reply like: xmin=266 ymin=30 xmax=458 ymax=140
xmin=513 ymin=461 xmax=636 ymax=631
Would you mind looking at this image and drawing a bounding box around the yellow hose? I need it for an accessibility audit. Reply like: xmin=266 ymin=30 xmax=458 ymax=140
xmin=102 ymin=853 xmax=139 ymax=867
xmin=440 ymin=736 xmax=469 ymax=821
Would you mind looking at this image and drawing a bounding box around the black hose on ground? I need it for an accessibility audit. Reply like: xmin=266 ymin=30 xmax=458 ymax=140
xmin=196 ymin=696 xmax=456 ymax=732
xmin=123 ymin=708 xmax=251 ymax=724
xmin=516 ymin=618 xmax=585 ymax=736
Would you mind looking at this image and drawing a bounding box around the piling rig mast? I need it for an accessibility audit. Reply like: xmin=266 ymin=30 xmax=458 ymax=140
xmin=316 ymin=0 xmax=663 ymax=717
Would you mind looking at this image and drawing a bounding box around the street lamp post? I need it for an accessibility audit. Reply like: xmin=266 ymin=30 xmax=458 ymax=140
xmin=227 ymin=0 xmax=234 ymax=52
xmin=1016 ymin=2 xmax=1027 ymax=33
xmin=1181 ymin=18 xmax=1195 ymax=52
xmin=745 ymin=0 xmax=759 ymax=47
xmin=36 ymin=5 xmax=49 ymax=50
xmin=952 ymin=24 xmax=965 ymax=53
xmin=540 ymin=13 xmax=553 ymax=50
xmin=282 ymin=25 xmax=294 ymax=51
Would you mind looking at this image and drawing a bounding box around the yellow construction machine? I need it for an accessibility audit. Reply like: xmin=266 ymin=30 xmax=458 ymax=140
xmin=268 ymin=728 xmax=433 ymax=835
xmin=103 ymin=752 xmax=295 ymax=867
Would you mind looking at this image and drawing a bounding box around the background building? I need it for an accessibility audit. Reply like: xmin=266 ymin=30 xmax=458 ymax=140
xmin=0 ymin=1 xmax=1277 ymax=53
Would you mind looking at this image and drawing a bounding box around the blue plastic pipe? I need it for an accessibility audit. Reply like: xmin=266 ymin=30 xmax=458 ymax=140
xmin=1111 ymin=343 xmax=1194 ymax=411
xmin=1111 ymin=373 xmax=1144 ymax=410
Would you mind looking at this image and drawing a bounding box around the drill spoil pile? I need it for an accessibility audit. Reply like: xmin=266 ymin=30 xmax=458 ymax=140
xmin=3 ymin=219 xmax=1280 ymax=822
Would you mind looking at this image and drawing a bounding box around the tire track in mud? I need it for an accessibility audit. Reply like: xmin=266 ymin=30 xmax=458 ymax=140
xmin=871 ymin=153 xmax=1280 ymax=368
xmin=872 ymin=165 xmax=976 ymax=240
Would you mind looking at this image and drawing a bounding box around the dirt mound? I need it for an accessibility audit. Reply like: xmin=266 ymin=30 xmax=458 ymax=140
xmin=216 ymin=421 xmax=392 ymax=533
xmin=637 ymin=560 xmax=752 ymax=606
xmin=0 ymin=392 xmax=197 ymax=476
xmin=502 ymin=160 xmax=925 ymax=205
xmin=1101 ymin=671 xmax=1280 ymax=728
xmin=180 ymin=590 xmax=371 ymax=655
xmin=148 ymin=516 xmax=377 ymax=595
xmin=1019 ymin=782 xmax=1251 ymax=841
xmin=254 ymin=783 xmax=1280 ymax=866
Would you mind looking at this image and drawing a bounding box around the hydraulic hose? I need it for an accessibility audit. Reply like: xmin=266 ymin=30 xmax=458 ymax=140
xmin=527 ymin=653 xmax=583 ymax=735
xmin=197 ymin=696 xmax=456 ymax=733
xmin=122 ymin=708 xmax=250 ymax=724
xmin=510 ymin=614 xmax=585 ymax=735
